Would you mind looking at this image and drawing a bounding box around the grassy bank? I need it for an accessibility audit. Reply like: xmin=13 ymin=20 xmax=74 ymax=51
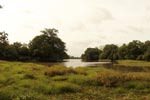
xmin=117 ymin=60 xmax=150 ymax=67
xmin=0 ymin=60 xmax=150 ymax=100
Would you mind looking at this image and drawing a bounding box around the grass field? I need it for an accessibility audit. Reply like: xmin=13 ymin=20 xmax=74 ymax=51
xmin=0 ymin=60 xmax=150 ymax=100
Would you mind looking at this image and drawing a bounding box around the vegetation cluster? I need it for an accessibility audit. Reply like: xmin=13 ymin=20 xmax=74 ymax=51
xmin=0 ymin=28 xmax=69 ymax=62
xmin=0 ymin=60 xmax=150 ymax=100
xmin=82 ymin=40 xmax=150 ymax=62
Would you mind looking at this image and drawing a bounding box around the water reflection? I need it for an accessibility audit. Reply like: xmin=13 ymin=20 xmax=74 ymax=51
xmin=62 ymin=59 xmax=111 ymax=68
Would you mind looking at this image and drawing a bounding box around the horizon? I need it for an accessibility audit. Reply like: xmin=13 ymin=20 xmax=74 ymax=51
xmin=0 ymin=0 xmax=150 ymax=57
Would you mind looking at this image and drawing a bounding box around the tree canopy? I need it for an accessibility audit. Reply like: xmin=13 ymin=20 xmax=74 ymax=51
xmin=81 ymin=48 xmax=101 ymax=61
xmin=29 ymin=28 xmax=67 ymax=62
xmin=1 ymin=29 xmax=150 ymax=62
xmin=0 ymin=32 xmax=9 ymax=59
xmin=100 ymin=44 xmax=118 ymax=62
xmin=82 ymin=40 xmax=150 ymax=62
xmin=0 ymin=29 xmax=68 ymax=62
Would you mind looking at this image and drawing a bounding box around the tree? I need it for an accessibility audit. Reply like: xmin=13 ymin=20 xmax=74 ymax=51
xmin=143 ymin=41 xmax=150 ymax=52
xmin=29 ymin=28 xmax=67 ymax=62
xmin=118 ymin=44 xmax=128 ymax=60
xmin=143 ymin=47 xmax=150 ymax=61
xmin=3 ymin=45 xmax=18 ymax=60
xmin=125 ymin=40 xmax=144 ymax=60
xmin=12 ymin=42 xmax=30 ymax=61
xmin=0 ymin=32 xmax=9 ymax=59
xmin=100 ymin=44 xmax=118 ymax=62
xmin=0 ymin=31 xmax=8 ymax=45
xmin=81 ymin=48 xmax=101 ymax=61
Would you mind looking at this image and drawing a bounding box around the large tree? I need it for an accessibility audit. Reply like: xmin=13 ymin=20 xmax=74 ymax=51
xmin=29 ymin=28 xmax=67 ymax=62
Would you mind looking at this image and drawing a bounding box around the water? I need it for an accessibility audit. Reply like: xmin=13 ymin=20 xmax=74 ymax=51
xmin=62 ymin=59 xmax=111 ymax=68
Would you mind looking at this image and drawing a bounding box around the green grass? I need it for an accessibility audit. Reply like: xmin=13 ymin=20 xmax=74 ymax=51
xmin=117 ymin=60 xmax=150 ymax=67
xmin=0 ymin=60 xmax=150 ymax=99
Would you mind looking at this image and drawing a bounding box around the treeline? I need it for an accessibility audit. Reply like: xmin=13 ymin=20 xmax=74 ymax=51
xmin=0 ymin=28 xmax=69 ymax=62
xmin=81 ymin=40 xmax=150 ymax=62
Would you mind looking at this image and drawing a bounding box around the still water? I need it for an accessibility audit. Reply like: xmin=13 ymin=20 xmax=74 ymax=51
xmin=62 ymin=59 xmax=111 ymax=68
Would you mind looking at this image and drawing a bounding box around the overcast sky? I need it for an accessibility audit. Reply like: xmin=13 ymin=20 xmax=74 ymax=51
xmin=0 ymin=0 xmax=150 ymax=56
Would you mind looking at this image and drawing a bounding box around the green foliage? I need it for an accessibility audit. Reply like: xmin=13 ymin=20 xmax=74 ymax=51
xmin=81 ymin=48 xmax=101 ymax=61
xmin=0 ymin=34 xmax=31 ymax=61
xmin=29 ymin=28 xmax=67 ymax=62
xmin=0 ymin=91 xmax=12 ymax=100
xmin=3 ymin=45 xmax=18 ymax=60
xmin=125 ymin=40 xmax=144 ymax=60
xmin=0 ymin=31 xmax=9 ymax=59
xmin=83 ymin=40 xmax=150 ymax=62
xmin=0 ymin=60 xmax=150 ymax=99
xmin=0 ymin=31 xmax=8 ymax=45
xmin=68 ymin=75 xmax=98 ymax=86
xmin=0 ymin=28 xmax=68 ymax=62
xmin=117 ymin=60 xmax=150 ymax=67
xmin=12 ymin=42 xmax=30 ymax=61
xmin=143 ymin=47 xmax=150 ymax=61
xmin=118 ymin=44 xmax=128 ymax=59
xmin=100 ymin=44 xmax=118 ymax=62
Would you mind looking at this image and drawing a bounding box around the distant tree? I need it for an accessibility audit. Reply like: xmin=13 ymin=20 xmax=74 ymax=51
xmin=12 ymin=42 xmax=22 ymax=52
xmin=81 ymin=48 xmax=101 ymax=61
xmin=69 ymin=56 xmax=80 ymax=59
xmin=143 ymin=47 xmax=150 ymax=61
xmin=0 ymin=32 xmax=9 ymax=59
xmin=100 ymin=44 xmax=118 ymax=62
xmin=118 ymin=44 xmax=128 ymax=59
xmin=125 ymin=40 xmax=144 ymax=60
xmin=143 ymin=41 xmax=150 ymax=52
xmin=3 ymin=45 xmax=18 ymax=60
xmin=18 ymin=46 xmax=30 ymax=61
xmin=29 ymin=28 xmax=67 ymax=62
xmin=0 ymin=31 xmax=8 ymax=45
xmin=12 ymin=42 xmax=30 ymax=61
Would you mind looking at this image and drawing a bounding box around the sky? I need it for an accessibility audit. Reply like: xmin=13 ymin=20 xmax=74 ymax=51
xmin=0 ymin=0 xmax=150 ymax=57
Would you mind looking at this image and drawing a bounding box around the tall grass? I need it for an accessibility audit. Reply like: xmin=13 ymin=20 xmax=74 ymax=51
xmin=0 ymin=60 xmax=150 ymax=100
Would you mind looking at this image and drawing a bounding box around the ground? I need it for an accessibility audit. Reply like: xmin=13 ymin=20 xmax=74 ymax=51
xmin=0 ymin=60 xmax=150 ymax=100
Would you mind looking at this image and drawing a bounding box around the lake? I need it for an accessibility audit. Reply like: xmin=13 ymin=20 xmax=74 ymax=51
xmin=62 ymin=59 xmax=111 ymax=68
